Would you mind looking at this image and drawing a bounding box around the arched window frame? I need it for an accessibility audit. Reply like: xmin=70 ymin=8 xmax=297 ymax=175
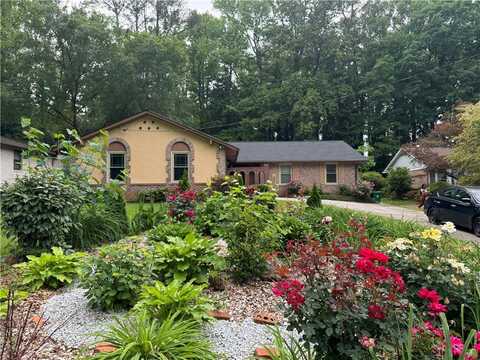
xmin=106 ymin=138 xmax=130 ymax=183
xmin=165 ymin=138 xmax=195 ymax=184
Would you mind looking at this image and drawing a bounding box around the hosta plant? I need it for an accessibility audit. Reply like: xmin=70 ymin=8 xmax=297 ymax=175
xmin=92 ymin=311 xmax=216 ymax=360
xmin=133 ymin=280 xmax=213 ymax=321
xmin=81 ymin=242 xmax=153 ymax=310
xmin=152 ymin=233 xmax=218 ymax=284
xmin=148 ymin=222 xmax=197 ymax=243
xmin=16 ymin=247 xmax=85 ymax=290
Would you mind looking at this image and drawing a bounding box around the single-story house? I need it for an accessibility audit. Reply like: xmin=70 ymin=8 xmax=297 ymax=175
xmin=383 ymin=147 xmax=457 ymax=189
xmin=0 ymin=136 xmax=28 ymax=184
xmin=79 ymin=111 xmax=366 ymax=199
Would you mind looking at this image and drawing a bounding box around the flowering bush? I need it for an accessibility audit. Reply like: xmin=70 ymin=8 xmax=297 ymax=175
xmin=352 ymin=180 xmax=375 ymax=202
xmin=269 ymin=224 xmax=408 ymax=358
xmin=167 ymin=189 xmax=196 ymax=222
xmin=287 ymin=181 xmax=303 ymax=196
xmin=384 ymin=225 xmax=476 ymax=329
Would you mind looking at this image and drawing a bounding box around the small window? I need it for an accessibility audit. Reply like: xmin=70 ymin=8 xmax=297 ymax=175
xmin=280 ymin=165 xmax=292 ymax=184
xmin=326 ymin=164 xmax=337 ymax=184
xmin=110 ymin=153 xmax=125 ymax=180
xmin=455 ymin=189 xmax=470 ymax=202
xmin=441 ymin=188 xmax=456 ymax=198
xmin=13 ymin=150 xmax=22 ymax=170
xmin=173 ymin=153 xmax=188 ymax=181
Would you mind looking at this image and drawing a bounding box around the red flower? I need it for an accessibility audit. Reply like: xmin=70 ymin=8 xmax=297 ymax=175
xmin=272 ymin=279 xmax=305 ymax=311
xmin=391 ymin=272 xmax=406 ymax=292
xmin=368 ymin=304 xmax=385 ymax=320
xmin=355 ymin=258 xmax=375 ymax=274
xmin=428 ymin=302 xmax=447 ymax=316
xmin=417 ymin=288 xmax=441 ymax=303
xmin=286 ymin=291 xmax=305 ymax=310
xmin=181 ymin=190 xmax=196 ymax=201
xmin=184 ymin=209 xmax=195 ymax=218
xmin=373 ymin=265 xmax=392 ymax=280
xmin=358 ymin=247 xmax=389 ymax=264
xmin=167 ymin=194 xmax=177 ymax=202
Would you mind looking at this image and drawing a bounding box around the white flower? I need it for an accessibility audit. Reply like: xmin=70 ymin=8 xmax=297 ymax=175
xmin=441 ymin=221 xmax=456 ymax=234
xmin=322 ymin=216 xmax=333 ymax=225
xmin=387 ymin=238 xmax=413 ymax=251
xmin=446 ymin=258 xmax=470 ymax=274
xmin=451 ymin=276 xmax=465 ymax=287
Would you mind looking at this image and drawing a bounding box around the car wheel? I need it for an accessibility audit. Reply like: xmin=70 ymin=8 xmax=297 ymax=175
xmin=473 ymin=217 xmax=480 ymax=238
xmin=427 ymin=208 xmax=440 ymax=225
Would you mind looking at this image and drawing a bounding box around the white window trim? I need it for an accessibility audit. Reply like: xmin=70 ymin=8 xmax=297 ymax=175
xmin=325 ymin=163 xmax=338 ymax=185
xmin=171 ymin=151 xmax=190 ymax=183
xmin=278 ymin=164 xmax=292 ymax=185
xmin=107 ymin=151 xmax=126 ymax=182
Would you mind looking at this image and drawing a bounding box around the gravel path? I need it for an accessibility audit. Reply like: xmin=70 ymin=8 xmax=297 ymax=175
xmin=41 ymin=285 xmax=297 ymax=359
xmin=41 ymin=287 xmax=126 ymax=348
xmin=204 ymin=318 xmax=298 ymax=359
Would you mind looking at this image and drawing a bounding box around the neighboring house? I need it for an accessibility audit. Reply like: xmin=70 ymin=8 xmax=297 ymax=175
xmin=81 ymin=111 xmax=366 ymax=199
xmin=383 ymin=147 xmax=457 ymax=189
xmin=1 ymin=136 xmax=27 ymax=183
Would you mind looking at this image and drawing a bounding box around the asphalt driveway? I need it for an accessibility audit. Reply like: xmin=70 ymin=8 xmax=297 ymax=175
xmin=321 ymin=199 xmax=479 ymax=243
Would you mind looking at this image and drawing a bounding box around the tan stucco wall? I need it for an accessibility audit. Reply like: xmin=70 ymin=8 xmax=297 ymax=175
xmin=88 ymin=114 xmax=224 ymax=185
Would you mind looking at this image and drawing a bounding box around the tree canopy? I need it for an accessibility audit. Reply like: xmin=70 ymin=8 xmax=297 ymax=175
xmin=1 ymin=0 xmax=479 ymax=170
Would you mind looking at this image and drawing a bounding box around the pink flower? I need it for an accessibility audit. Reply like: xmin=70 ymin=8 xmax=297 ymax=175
xmin=417 ymin=288 xmax=441 ymax=303
xmin=428 ymin=302 xmax=448 ymax=316
xmin=450 ymin=336 xmax=464 ymax=356
xmin=474 ymin=343 xmax=480 ymax=352
xmin=476 ymin=330 xmax=480 ymax=342
xmin=424 ymin=321 xmax=444 ymax=338
xmin=411 ymin=327 xmax=421 ymax=336
xmin=368 ymin=304 xmax=385 ymax=320
xmin=167 ymin=194 xmax=177 ymax=202
xmin=358 ymin=247 xmax=389 ymax=264
xmin=359 ymin=336 xmax=376 ymax=349
xmin=184 ymin=209 xmax=195 ymax=218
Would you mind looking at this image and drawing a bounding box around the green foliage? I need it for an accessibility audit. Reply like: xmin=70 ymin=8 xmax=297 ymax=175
xmin=306 ymin=184 xmax=322 ymax=208
xmin=16 ymin=247 xmax=85 ymax=291
xmin=278 ymin=213 xmax=313 ymax=248
xmin=0 ymin=287 xmax=29 ymax=317
xmin=338 ymin=185 xmax=352 ymax=196
xmin=449 ymin=102 xmax=480 ymax=185
xmin=148 ymin=222 xmax=197 ymax=243
xmin=134 ymin=280 xmax=213 ymax=322
xmin=386 ymin=167 xmax=412 ymax=199
xmin=0 ymin=168 xmax=84 ymax=249
xmin=267 ymin=327 xmax=316 ymax=360
xmin=80 ymin=242 xmax=153 ymax=310
xmin=152 ymin=233 xmax=218 ymax=284
xmin=361 ymin=171 xmax=386 ymax=191
xmin=92 ymin=312 xmax=215 ymax=360
xmin=0 ymin=222 xmax=19 ymax=263
xmin=138 ymin=188 xmax=167 ymax=203
xmin=428 ymin=181 xmax=449 ymax=194
xmin=130 ymin=202 xmax=167 ymax=234
xmin=100 ymin=181 xmax=129 ymax=233
xmin=179 ymin=171 xmax=190 ymax=191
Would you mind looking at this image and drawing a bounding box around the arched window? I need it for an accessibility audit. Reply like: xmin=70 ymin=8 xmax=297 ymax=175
xmin=248 ymin=171 xmax=255 ymax=185
xmin=108 ymin=141 xmax=127 ymax=180
xmin=171 ymin=141 xmax=190 ymax=182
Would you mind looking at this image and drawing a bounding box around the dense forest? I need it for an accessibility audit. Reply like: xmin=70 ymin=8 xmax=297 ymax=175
xmin=1 ymin=0 xmax=479 ymax=170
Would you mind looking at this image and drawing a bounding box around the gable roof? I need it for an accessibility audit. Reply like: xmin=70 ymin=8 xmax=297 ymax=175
xmin=81 ymin=111 xmax=239 ymax=155
xmin=229 ymin=141 xmax=366 ymax=163
xmin=384 ymin=146 xmax=453 ymax=173
xmin=0 ymin=136 xmax=27 ymax=150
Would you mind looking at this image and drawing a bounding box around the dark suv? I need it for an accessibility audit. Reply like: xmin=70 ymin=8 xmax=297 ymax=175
xmin=424 ymin=186 xmax=480 ymax=237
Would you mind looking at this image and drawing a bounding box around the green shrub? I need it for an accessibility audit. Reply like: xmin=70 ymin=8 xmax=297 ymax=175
xmin=16 ymin=247 xmax=85 ymax=290
xmin=386 ymin=167 xmax=412 ymax=199
xmin=278 ymin=213 xmax=312 ymax=247
xmin=130 ymin=202 xmax=167 ymax=234
xmin=179 ymin=171 xmax=190 ymax=191
xmin=134 ymin=280 xmax=213 ymax=321
xmin=148 ymin=222 xmax=196 ymax=243
xmin=361 ymin=171 xmax=386 ymax=190
xmin=306 ymin=184 xmax=322 ymax=208
xmin=138 ymin=188 xmax=167 ymax=203
xmin=152 ymin=233 xmax=218 ymax=284
xmin=428 ymin=181 xmax=449 ymax=194
xmin=0 ymin=168 xmax=84 ymax=248
xmin=81 ymin=242 xmax=153 ymax=310
xmin=92 ymin=312 xmax=215 ymax=360
xmin=0 ymin=288 xmax=29 ymax=317
xmin=69 ymin=204 xmax=126 ymax=249
xmin=351 ymin=181 xmax=374 ymax=202
xmin=338 ymin=184 xmax=352 ymax=196
xmin=267 ymin=327 xmax=316 ymax=360
xmin=0 ymin=222 xmax=19 ymax=264
xmin=223 ymin=203 xmax=281 ymax=282
xmin=101 ymin=182 xmax=129 ymax=233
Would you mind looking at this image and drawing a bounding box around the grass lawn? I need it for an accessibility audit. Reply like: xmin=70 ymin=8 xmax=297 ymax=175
xmin=381 ymin=198 xmax=421 ymax=211
xmin=126 ymin=202 xmax=167 ymax=220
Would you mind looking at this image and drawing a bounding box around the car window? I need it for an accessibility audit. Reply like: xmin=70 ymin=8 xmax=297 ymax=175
xmin=441 ymin=188 xmax=457 ymax=199
xmin=455 ymin=189 xmax=471 ymax=202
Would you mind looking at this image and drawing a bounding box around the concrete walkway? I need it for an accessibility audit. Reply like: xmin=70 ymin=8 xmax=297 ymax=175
xmin=321 ymin=199 xmax=478 ymax=243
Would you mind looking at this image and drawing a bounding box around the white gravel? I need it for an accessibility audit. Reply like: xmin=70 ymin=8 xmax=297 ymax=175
xmin=41 ymin=287 xmax=126 ymax=348
xmin=42 ymin=286 xmax=299 ymax=359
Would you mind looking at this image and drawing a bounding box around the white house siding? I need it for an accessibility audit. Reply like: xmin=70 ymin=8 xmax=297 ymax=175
xmin=391 ymin=153 xmax=425 ymax=171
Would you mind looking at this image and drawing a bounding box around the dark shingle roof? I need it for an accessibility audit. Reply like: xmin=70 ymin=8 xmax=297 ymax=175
xmin=229 ymin=141 xmax=366 ymax=163
xmin=0 ymin=136 xmax=27 ymax=150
